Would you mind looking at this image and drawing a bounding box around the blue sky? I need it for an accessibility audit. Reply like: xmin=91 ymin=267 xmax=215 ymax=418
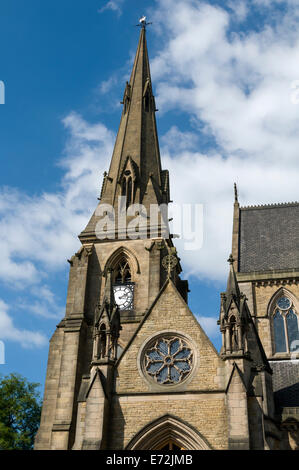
xmin=1 ymin=0 xmax=299 ymax=393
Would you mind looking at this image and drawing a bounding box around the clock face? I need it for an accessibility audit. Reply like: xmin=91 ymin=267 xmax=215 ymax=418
xmin=113 ymin=285 xmax=133 ymax=310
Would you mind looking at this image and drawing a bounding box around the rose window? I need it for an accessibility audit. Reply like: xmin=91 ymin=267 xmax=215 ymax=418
xmin=144 ymin=337 xmax=193 ymax=385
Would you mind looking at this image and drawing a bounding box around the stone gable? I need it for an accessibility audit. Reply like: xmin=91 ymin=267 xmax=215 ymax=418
xmin=116 ymin=280 xmax=225 ymax=394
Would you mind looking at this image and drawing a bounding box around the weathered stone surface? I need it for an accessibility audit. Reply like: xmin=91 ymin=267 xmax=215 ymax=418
xmin=35 ymin=25 xmax=298 ymax=452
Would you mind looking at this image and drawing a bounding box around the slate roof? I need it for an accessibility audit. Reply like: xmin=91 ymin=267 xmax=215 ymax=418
xmin=238 ymin=203 xmax=299 ymax=273
xmin=271 ymin=360 xmax=299 ymax=408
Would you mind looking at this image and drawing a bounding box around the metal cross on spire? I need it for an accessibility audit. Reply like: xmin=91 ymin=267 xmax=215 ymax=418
xmin=136 ymin=15 xmax=152 ymax=29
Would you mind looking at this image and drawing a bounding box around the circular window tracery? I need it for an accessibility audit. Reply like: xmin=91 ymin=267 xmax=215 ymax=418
xmin=143 ymin=336 xmax=193 ymax=385
xmin=276 ymin=297 xmax=292 ymax=310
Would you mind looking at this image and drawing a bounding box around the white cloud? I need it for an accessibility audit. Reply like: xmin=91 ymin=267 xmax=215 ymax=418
xmin=3 ymin=1 xmax=299 ymax=286
xmin=145 ymin=0 xmax=299 ymax=279
xmin=1 ymin=0 xmax=299 ymax=347
xmin=197 ymin=316 xmax=220 ymax=339
xmin=0 ymin=299 xmax=47 ymax=348
xmin=164 ymin=146 xmax=299 ymax=280
xmin=161 ymin=126 xmax=199 ymax=152
xmin=99 ymin=76 xmax=118 ymax=95
xmin=227 ymin=0 xmax=248 ymax=21
xmin=153 ymin=0 xmax=299 ymax=165
xmin=0 ymin=112 xmax=114 ymax=286
xmin=98 ymin=0 xmax=124 ymax=16
xmin=0 ymin=112 xmax=114 ymax=347
xmin=17 ymin=285 xmax=65 ymax=320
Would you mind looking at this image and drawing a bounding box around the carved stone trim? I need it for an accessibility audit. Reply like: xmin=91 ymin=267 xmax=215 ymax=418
xmin=52 ymin=421 xmax=72 ymax=432
xmin=126 ymin=414 xmax=211 ymax=450
xmin=254 ymin=279 xmax=299 ymax=288
xmin=83 ymin=244 xmax=94 ymax=257
xmin=137 ymin=330 xmax=199 ymax=390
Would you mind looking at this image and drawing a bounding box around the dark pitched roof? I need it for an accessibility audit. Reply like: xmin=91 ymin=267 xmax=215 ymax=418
xmin=271 ymin=361 xmax=299 ymax=408
xmin=238 ymin=202 xmax=299 ymax=273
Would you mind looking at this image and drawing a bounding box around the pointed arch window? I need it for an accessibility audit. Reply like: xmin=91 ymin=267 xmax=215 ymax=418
xmin=114 ymin=259 xmax=132 ymax=284
xmin=143 ymin=78 xmax=152 ymax=112
xmin=158 ymin=441 xmax=184 ymax=451
xmin=272 ymin=295 xmax=299 ymax=354
xmin=112 ymin=257 xmax=134 ymax=311
xmin=121 ymin=170 xmax=134 ymax=208
xmin=273 ymin=310 xmax=286 ymax=352
xmin=122 ymin=81 xmax=131 ymax=115
xmin=126 ymin=415 xmax=211 ymax=450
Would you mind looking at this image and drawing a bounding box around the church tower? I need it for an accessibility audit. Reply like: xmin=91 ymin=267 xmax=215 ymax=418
xmin=35 ymin=23 xmax=291 ymax=451
xmin=34 ymin=22 xmax=189 ymax=451
xmin=230 ymin=186 xmax=299 ymax=448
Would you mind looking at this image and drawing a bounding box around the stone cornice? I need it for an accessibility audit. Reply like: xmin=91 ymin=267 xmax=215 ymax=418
xmin=237 ymin=270 xmax=299 ymax=285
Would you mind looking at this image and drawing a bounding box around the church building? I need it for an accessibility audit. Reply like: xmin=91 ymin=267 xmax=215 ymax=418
xmin=35 ymin=22 xmax=299 ymax=451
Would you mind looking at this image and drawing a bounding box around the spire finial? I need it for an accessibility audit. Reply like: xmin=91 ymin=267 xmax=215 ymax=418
xmin=137 ymin=15 xmax=152 ymax=29
xmin=226 ymin=254 xmax=241 ymax=303
xmin=228 ymin=254 xmax=234 ymax=265
xmin=234 ymin=183 xmax=238 ymax=203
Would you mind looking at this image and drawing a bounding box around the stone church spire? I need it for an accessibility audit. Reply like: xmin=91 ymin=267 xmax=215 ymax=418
xmin=80 ymin=26 xmax=169 ymax=242
xmin=35 ymin=18 xmax=289 ymax=452
xmin=102 ymin=25 xmax=165 ymax=206
xmin=225 ymin=254 xmax=242 ymax=309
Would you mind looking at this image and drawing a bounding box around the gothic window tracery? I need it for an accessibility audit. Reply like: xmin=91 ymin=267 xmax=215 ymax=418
xmin=142 ymin=336 xmax=193 ymax=385
xmin=114 ymin=259 xmax=132 ymax=284
xmin=272 ymin=295 xmax=299 ymax=354
xmin=158 ymin=441 xmax=184 ymax=451
xmin=121 ymin=170 xmax=134 ymax=207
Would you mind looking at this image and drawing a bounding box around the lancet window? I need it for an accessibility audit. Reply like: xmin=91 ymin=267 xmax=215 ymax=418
xmin=272 ymin=295 xmax=299 ymax=354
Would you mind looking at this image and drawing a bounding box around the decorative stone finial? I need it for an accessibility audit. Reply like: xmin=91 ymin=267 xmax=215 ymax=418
xmin=228 ymin=254 xmax=234 ymax=265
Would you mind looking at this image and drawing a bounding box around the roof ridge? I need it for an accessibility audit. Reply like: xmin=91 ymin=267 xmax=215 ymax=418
xmin=240 ymin=201 xmax=299 ymax=210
